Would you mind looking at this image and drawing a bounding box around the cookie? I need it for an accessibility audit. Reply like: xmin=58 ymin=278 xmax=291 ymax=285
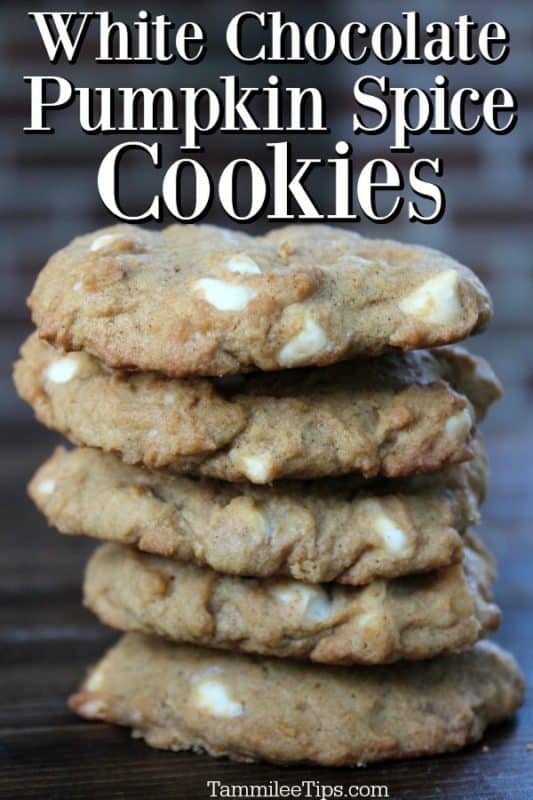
xmin=15 ymin=336 xmax=501 ymax=482
xmin=28 ymin=224 xmax=492 ymax=377
xmin=83 ymin=534 xmax=499 ymax=665
xmin=70 ymin=634 xmax=524 ymax=765
xmin=29 ymin=441 xmax=486 ymax=585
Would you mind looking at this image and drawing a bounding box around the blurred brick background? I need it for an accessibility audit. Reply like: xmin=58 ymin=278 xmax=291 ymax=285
xmin=1 ymin=0 xmax=532 ymax=437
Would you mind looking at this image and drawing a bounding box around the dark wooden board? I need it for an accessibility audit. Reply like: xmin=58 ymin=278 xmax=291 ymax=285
xmin=1 ymin=422 xmax=532 ymax=800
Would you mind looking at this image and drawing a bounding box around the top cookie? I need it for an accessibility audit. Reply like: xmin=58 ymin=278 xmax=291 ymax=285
xmin=29 ymin=224 xmax=492 ymax=377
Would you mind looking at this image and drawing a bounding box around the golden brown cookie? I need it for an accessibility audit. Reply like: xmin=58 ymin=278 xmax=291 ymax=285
xmin=70 ymin=634 xmax=524 ymax=765
xmin=83 ymin=534 xmax=499 ymax=665
xmin=29 ymin=224 xmax=492 ymax=377
xmin=14 ymin=335 xmax=501 ymax=482
xmin=29 ymin=442 xmax=486 ymax=585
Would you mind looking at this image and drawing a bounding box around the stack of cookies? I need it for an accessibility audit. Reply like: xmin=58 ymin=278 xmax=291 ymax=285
xmin=15 ymin=224 xmax=524 ymax=766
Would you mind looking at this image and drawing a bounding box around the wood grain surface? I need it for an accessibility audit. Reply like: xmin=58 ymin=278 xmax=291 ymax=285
xmin=1 ymin=332 xmax=532 ymax=800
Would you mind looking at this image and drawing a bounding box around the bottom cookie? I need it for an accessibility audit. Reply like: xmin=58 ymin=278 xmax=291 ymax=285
xmin=70 ymin=634 xmax=524 ymax=766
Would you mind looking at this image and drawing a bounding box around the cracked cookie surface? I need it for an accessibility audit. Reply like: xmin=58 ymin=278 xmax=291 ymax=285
xmin=30 ymin=441 xmax=486 ymax=585
xmin=29 ymin=224 xmax=492 ymax=377
xmin=15 ymin=336 xmax=501 ymax=482
xmin=83 ymin=534 xmax=500 ymax=665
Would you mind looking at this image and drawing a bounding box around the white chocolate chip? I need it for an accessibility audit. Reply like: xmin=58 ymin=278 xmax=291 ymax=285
xmin=330 ymin=255 xmax=375 ymax=271
xmin=352 ymin=256 xmax=374 ymax=267
xmin=399 ymin=270 xmax=462 ymax=326
xmin=90 ymin=233 xmax=119 ymax=252
xmin=232 ymin=501 xmax=273 ymax=540
xmin=43 ymin=355 xmax=80 ymax=384
xmin=193 ymin=278 xmax=256 ymax=311
xmin=37 ymin=478 xmax=56 ymax=495
xmin=78 ymin=699 xmax=106 ymax=717
xmin=444 ymin=408 xmax=473 ymax=441
xmin=278 ymin=318 xmax=329 ymax=367
xmin=86 ymin=669 xmax=104 ymax=691
xmin=238 ymin=454 xmax=274 ymax=484
xmin=253 ymin=509 xmax=271 ymax=537
xmin=366 ymin=501 xmax=408 ymax=555
xmin=271 ymin=581 xmax=331 ymax=622
xmin=357 ymin=610 xmax=380 ymax=632
xmin=224 ymin=254 xmax=261 ymax=275
xmin=191 ymin=677 xmax=244 ymax=718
